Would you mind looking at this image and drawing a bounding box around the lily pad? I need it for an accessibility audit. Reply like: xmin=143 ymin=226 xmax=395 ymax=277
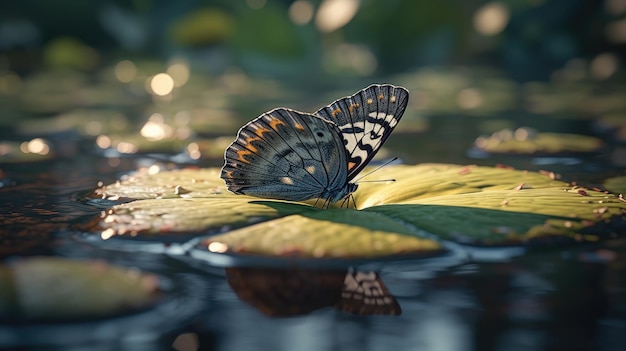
xmin=474 ymin=128 xmax=604 ymax=154
xmin=94 ymin=168 xmax=227 ymax=200
xmin=0 ymin=257 xmax=161 ymax=320
xmin=605 ymin=176 xmax=626 ymax=196
xmin=89 ymin=164 xmax=626 ymax=259
xmin=202 ymin=208 xmax=442 ymax=258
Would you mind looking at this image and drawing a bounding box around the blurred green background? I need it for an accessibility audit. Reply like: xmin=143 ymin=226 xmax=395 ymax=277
xmin=1 ymin=0 xmax=623 ymax=79
xmin=0 ymin=0 xmax=625 ymax=168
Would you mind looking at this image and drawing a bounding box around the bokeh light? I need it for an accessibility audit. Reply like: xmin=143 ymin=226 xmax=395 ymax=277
xmin=474 ymin=2 xmax=510 ymax=36
xmin=289 ymin=1 xmax=315 ymax=25
xmin=187 ymin=143 xmax=201 ymax=160
xmin=172 ymin=333 xmax=200 ymax=351
xmin=590 ymin=53 xmax=619 ymax=80
xmin=20 ymin=138 xmax=50 ymax=155
xmin=149 ymin=73 xmax=175 ymax=96
xmin=606 ymin=0 xmax=626 ymax=15
xmin=148 ymin=164 xmax=161 ymax=175
xmin=116 ymin=141 xmax=138 ymax=154
xmin=457 ymin=88 xmax=483 ymax=110
xmin=114 ymin=60 xmax=137 ymax=83
xmin=315 ymin=0 xmax=360 ymax=33
xmin=208 ymin=242 xmax=228 ymax=253
xmin=96 ymin=135 xmax=112 ymax=149
xmin=166 ymin=60 xmax=190 ymax=87
xmin=140 ymin=113 xmax=173 ymax=140
xmin=606 ymin=18 xmax=626 ymax=43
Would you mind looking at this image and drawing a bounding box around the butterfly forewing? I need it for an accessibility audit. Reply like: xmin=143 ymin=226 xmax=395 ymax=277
xmin=221 ymin=108 xmax=350 ymax=202
xmin=315 ymin=84 xmax=409 ymax=181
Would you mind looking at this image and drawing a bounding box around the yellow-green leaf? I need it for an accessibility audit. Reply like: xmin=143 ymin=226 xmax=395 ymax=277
xmin=202 ymin=209 xmax=442 ymax=258
xmin=1 ymin=257 xmax=160 ymax=320
xmin=92 ymin=164 xmax=626 ymax=258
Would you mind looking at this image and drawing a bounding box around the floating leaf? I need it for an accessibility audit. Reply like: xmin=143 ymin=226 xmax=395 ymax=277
xmin=91 ymin=164 xmax=626 ymax=259
xmin=95 ymin=168 xmax=227 ymax=200
xmin=89 ymin=198 xmax=312 ymax=236
xmin=202 ymin=208 xmax=442 ymax=258
xmin=474 ymin=128 xmax=604 ymax=154
xmin=0 ymin=257 xmax=160 ymax=320
xmin=605 ymin=176 xmax=626 ymax=196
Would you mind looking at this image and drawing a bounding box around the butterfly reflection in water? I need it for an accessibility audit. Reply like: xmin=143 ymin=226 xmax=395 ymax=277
xmin=221 ymin=84 xmax=409 ymax=208
xmin=226 ymin=267 xmax=401 ymax=317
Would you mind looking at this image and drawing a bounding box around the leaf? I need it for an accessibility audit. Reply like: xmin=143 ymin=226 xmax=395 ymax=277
xmin=605 ymin=176 xmax=626 ymax=196
xmin=202 ymin=208 xmax=443 ymax=258
xmin=91 ymin=164 xmax=626 ymax=258
xmin=352 ymin=164 xmax=567 ymax=208
xmin=474 ymin=129 xmax=604 ymax=154
xmin=95 ymin=168 xmax=228 ymax=200
xmin=1 ymin=257 xmax=160 ymax=320
xmin=88 ymin=198 xmax=312 ymax=236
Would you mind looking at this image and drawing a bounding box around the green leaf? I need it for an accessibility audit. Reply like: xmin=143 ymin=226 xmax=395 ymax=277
xmin=91 ymin=164 xmax=626 ymax=258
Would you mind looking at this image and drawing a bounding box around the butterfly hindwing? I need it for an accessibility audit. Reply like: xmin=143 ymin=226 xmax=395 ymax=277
xmin=221 ymin=108 xmax=349 ymax=202
xmin=315 ymin=84 xmax=409 ymax=181
xmin=335 ymin=271 xmax=402 ymax=315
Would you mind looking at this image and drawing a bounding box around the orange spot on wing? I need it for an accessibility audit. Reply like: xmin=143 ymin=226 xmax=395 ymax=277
xmin=294 ymin=123 xmax=305 ymax=131
xmin=348 ymin=103 xmax=359 ymax=115
xmin=378 ymin=94 xmax=384 ymax=100
xmin=254 ymin=126 xmax=272 ymax=137
xmin=348 ymin=161 xmax=357 ymax=170
xmin=243 ymin=136 xmax=260 ymax=153
xmin=330 ymin=108 xmax=342 ymax=117
xmin=236 ymin=149 xmax=253 ymax=164
xmin=269 ymin=117 xmax=286 ymax=130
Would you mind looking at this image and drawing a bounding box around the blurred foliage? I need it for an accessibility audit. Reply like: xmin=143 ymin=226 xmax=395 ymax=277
xmin=0 ymin=0 xmax=621 ymax=80
xmin=169 ymin=8 xmax=234 ymax=46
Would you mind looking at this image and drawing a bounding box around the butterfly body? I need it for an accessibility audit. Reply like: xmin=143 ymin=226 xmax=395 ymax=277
xmin=221 ymin=84 xmax=409 ymax=207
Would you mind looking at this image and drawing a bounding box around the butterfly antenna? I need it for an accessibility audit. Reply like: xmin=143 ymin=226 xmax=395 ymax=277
xmin=353 ymin=157 xmax=399 ymax=183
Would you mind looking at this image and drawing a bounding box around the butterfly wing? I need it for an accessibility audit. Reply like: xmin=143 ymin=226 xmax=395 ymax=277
xmin=335 ymin=271 xmax=402 ymax=315
xmin=221 ymin=108 xmax=349 ymax=202
xmin=315 ymin=84 xmax=409 ymax=181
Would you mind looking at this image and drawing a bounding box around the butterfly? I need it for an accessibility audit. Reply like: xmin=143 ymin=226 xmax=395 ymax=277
xmin=220 ymin=84 xmax=409 ymax=207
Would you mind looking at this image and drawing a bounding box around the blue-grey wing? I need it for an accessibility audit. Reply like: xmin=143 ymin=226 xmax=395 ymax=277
xmin=221 ymin=108 xmax=349 ymax=202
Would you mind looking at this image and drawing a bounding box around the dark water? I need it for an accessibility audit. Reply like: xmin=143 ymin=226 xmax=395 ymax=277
xmin=1 ymin=70 xmax=625 ymax=351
